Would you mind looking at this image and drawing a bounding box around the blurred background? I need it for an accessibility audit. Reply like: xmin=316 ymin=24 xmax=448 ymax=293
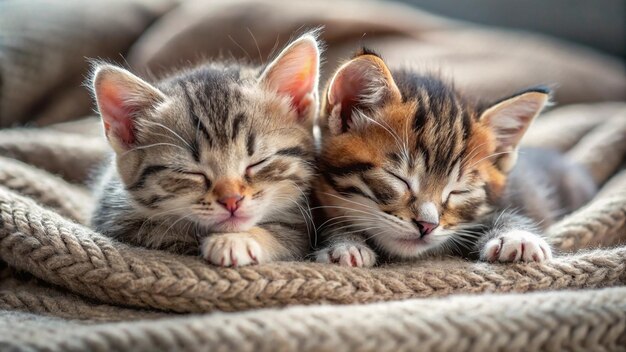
xmin=399 ymin=0 xmax=625 ymax=57
xmin=0 ymin=0 xmax=624 ymax=128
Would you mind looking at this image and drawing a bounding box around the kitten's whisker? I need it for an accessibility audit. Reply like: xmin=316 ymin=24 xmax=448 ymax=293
xmin=331 ymin=224 xmax=388 ymax=238
xmin=136 ymin=206 xmax=192 ymax=238
xmin=493 ymin=206 xmax=514 ymax=227
xmin=319 ymin=192 xmax=379 ymax=211
xmin=228 ymin=35 xmax=252 ymax=62
xmin=313 ymin=201 xmax=410 ymax=234
xmin=148 ymin=213 xmax=195 ymax=249
xmin=246 ymin=27 xmax=263 ymax=65
xmin=325 ymin=223 xmax=365 ymax=234
xmin=311 ymin=205 xmax=380 ymax=218
xmin=186 ymin=220 xmax=198 ymax=250
xmin=452 ymin=235 xmax=481 ymax=245
xmin=364 ymin=228 xmax=396 ymax=241
xmin=161 ymin=213 xmax=194 ymax=238
xmin=449 ymin=234 xmax=477 ymax=246
xmin=319 ymin=195 xmax=408 ymax=230
xmin=453 ymin=229 xmax=485 ymax=237
xmin=446 ymin=236 xmax=464 ymax=254
xmin=123 ymin=143 xmax=187 ymax=155
xmin=360 ymin=112 xmax=406 ymax=156
xmin=272 ymin=195 xmax=315 ymax=239
xmin=316 ymin=215 xmax=376 ymax=231
xmin=403 ymin=111 xmax=412 ymax=165
xmin=462 ymin=141 xmax=489 ymax=166
xmin=147 ymin=121 xmax=193 ymax=150
xmin=272 ymin=192 xmax=313 ymax=224
xmin=193 ymin=222 xmax=200 ymax=247
xmin=467 ymin=151 xmax=515 ymax=169
xmin=340 ymin=228 xmax=386 ymax=238
xmin=455 ymin=222 xmax=488 ymax=230
xmin=319 ymin=219 xmax=381 ymax=235
xmin=345 ymin=212 xmax=408 ymax=235
xmin=267 ymin=34 xmax=281 ymax=62
xmin=453 ymin=233 xmax=478 ymax=246
xmin=285 ymin=181 xmax=316 ymax=233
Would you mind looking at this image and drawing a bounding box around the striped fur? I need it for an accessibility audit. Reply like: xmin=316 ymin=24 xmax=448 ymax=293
xmin=314 ymin=51 xmax=595 ymax=267
xmin=90 ymin=33 xmax=321 ymax=267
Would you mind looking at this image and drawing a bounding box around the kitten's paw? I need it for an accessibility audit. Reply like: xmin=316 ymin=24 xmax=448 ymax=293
xmin=201 ymin=234 xmax=266 ymax=267
xmin=315 ymin=242 xmax=376 ymax=267
xmin=481 ymin=230 xmax=552 ymax=263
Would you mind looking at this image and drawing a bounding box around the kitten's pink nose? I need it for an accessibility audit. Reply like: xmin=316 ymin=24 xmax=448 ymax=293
xmin=414 ymin=220 xmax=438 ymax=237
xmin=217 ymin=195 xmax=244 ymax=214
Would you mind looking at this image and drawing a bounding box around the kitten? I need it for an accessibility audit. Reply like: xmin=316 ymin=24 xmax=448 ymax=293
xmin=313 ymin=50 xmax=596 ymax=267
xmin=90 ymin=33 xmax=321 ymax=267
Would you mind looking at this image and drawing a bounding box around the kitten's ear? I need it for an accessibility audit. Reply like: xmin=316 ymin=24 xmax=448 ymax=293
xmin=92 ymin=64 xmax=166 ymax=153
xmin=259 ymin=33 xmax=321 ymax=123
xmin=325 ymin=51 xmax=401 ymax=135
xmin=480 ymin=88 xmax=551 ymax=172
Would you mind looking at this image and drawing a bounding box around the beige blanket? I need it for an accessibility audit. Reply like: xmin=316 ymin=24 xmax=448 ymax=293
xmin=0 ymin=0 xmax=625 ymax=350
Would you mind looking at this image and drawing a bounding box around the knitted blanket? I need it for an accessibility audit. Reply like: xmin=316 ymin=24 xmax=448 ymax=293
xmin=0 ymin=104 xmax=624 ymax=350
xmin=1 ymin=0 xmax=626 ymax=350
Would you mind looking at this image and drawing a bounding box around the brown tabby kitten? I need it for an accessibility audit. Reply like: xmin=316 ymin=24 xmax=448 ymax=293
xmin=314 ymin=50 xmax=595 ymax=267
xmin=90 ymin=33 xmax=321 ymax=267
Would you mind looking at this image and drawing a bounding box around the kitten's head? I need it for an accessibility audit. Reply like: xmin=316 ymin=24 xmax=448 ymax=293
xmin=92 ymin=33 xmax=321 ymax=233
xmin=317 ymin=50 xmax=550 ymax=259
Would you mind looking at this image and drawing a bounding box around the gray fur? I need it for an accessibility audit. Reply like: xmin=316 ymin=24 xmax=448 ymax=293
xmin=457 ymin=147 xmax=597 ymax=259
xmin=500 ymin=147 xmax=597 ymax=227
xmin=90 ymin=34 xmax=321 ymax=263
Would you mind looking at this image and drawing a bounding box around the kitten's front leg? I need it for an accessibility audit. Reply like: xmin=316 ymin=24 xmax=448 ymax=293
xmin=315 ymin=234 xmax=377 ymax=268
xmin=201 ymin=231 xmax=265 ymax=267
xmin=473 ymin=211 xmax=553 ymax=263
xmin=201 ymin=224 xmax=308 ymax=267
xmin=481 ymin=230 xmax=553 ymax=262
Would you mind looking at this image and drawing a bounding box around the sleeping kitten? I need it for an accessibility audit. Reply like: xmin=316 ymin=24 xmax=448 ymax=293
xmin=90 ymin=33 xmax=321 ymax=267
xmin=314 ymin=49 xmax=596 ymax=267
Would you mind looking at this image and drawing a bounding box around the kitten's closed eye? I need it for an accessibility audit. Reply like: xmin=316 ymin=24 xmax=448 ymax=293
xmin=246 ymin=158 xmax=269 ymax=176
xmin=182 ymin=172 xmax=211 ymax=189
xmin=444 ymin=188 xmax=473 ymax=205
xmin=385 ymin=170 xmax=411 ymax=191
xmin=155 ymin=171 xmax=209 ymax=195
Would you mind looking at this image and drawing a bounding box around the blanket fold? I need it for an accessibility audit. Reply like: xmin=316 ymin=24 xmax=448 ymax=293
xmin=1 ymin=0 xmax=625 ymax=350
xmin=2 ymin=287 xmax=625 ymax=351
xmin=0 ymin=104 xmax=625 ymax=316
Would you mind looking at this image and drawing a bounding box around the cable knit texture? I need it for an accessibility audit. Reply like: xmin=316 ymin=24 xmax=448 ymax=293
xmin=1 ymin=0 xmax=626 ymax=349
xmin=0 ymin=103 xmax=624 ymax=350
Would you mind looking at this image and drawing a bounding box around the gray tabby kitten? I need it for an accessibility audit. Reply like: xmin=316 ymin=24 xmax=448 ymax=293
xmin=313 ymin=51 xmax=596 ymax=267
xmin=90 ymin=33 xmax=321 ymax=267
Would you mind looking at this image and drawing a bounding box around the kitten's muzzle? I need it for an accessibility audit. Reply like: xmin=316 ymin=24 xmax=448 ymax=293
xmin=413 ymin=202 xmax=439 ymax=237
xmin=213 ymin=179 xmax=246 ymax=214
xmin=412 ymin=220 xmax=438 ymax=238
xmin=217 ymin=195 xmax=244 ymax=214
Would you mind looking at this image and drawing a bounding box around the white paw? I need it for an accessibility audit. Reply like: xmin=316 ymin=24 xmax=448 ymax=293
xmin=315 ymin=242 xmax=377 ymax=267
xmin=200 ymin=234 xmax=266 ymax=267
xmin=481 ymin=230 xmax=553 ymax=263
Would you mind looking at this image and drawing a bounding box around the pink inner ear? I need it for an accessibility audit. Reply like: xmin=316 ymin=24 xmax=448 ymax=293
xmin=329 ymin=64 xmax=370 ymax=131
xmin=330 ymin=68 xmax=366 ymax=106
xmin=98 ymin=83 xmax=136 ymax=147
xmin=263 ymin=39 xmax=319 ymax=119
xmin=332 ymin=76 xmax=358 ymax=131
xmin=276 ymin=72 xmax=314 ymax=115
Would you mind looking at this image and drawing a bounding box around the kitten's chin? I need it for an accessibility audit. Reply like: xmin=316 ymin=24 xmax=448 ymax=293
xmin=374 ymin=234 xmax=441 ymax=259
xmin=197 ymin=215 xmax=257 ymax=233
